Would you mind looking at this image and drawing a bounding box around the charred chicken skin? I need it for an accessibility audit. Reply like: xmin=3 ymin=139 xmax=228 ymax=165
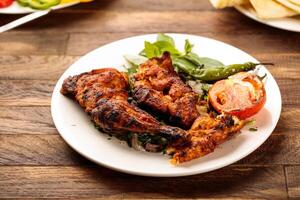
xmin=61 ymin=68 xmax=189 ymax=146
xmin=60 ymin=57 xmax=245 ymax=164
xmin=169 ymin=114 xmax=245 ymax=164
xmin=133 ymin=52 xmax=200 ymax=129
xmin=132 ymin=53 xmax=245 ymax=164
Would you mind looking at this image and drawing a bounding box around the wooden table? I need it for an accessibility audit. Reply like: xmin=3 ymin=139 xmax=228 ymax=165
xmin=0 ymin=0 xmax=299 ymax=199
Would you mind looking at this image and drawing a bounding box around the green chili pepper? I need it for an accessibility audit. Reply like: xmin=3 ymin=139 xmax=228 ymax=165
xmin=17 ymin=0 xmax=60 ymax=10
xmin=192 ymin=62 xmax=259 ymax=81
xmin=174 ymin=57 xmax=271 ymax=82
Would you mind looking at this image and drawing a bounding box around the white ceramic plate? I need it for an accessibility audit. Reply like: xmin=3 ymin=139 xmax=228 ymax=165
xmin=236 ymin=5 xmax=300 ymax=32
xmin=51 ymin=34 xmax=282 ymax=177
xmin=0 ymin=1 xmax=79 ymax=14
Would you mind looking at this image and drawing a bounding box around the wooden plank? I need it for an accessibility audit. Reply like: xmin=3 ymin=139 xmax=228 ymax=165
xmin=0 ymin=80 xmax=54 ymax=106
xmin=255 ymin=54 xmax=300 ymax=80
xmin=1 ymin=11 xmax=286 ymax=34
xmin=62 ymin=0 xmax=214 ymax=11
xmin=274 ymin=107 xmax=300 ymax=134
xmin=285 ymin=166 xmax=300 ymax=199
xmin=0 ymin=166 xmax=286 ymax=199
xmin=0 ymin=55 xmax=78 ymax=80
xmin=0 ymin=78 xmax=298 ymax=106
xmin=0 ymin=135 xmax=88 ymax=165
xmin=0 ymin=107 xmax=57 ymax=134
xmin=66 ymin=32 xmax=300 ymax=56
xmin=66 ymin=32 xmax=134 ymax=56
xmin=237 ymin=134 xmax=300 ymax=165
xmin=276 ymin=79 xmax=300 ymax=107
xmin=0 ymin=32 xmax=69 ymax=56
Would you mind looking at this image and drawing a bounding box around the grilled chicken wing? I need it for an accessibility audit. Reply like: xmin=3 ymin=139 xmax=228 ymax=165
xmin=133 ymin=52 xmax=200 ymax=129
xmin=61 ymin=68 xmax=189 ymax=146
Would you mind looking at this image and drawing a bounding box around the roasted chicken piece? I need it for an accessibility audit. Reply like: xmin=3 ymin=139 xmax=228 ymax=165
xmin=133 ymin=52 xmax=200 ymax=129
xmin=169 ymin=114 xmax=245 ymax=164
xmin=61 ymin=68 xmax=189 ymax=146
xmin=132 ymin=53 xmax=245 ymax=163
xmin=61 ymin=64 xmax=245 ymax=164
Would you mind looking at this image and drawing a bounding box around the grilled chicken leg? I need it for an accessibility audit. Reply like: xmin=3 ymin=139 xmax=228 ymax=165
xmin=61 ymin=68 xmax=189 ymax=146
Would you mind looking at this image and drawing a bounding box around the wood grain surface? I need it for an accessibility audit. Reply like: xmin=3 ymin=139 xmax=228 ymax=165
xmin=0 ymin=0 xmax=299 ymax=199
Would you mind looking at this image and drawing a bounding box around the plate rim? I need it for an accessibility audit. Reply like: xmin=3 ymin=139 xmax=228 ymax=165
xmin=235 ymin=6 xmax=300 ymax=32
xmin=51 ymin=33 xmax=282 ymax=177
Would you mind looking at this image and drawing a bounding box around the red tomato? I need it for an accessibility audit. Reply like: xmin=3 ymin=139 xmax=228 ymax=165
xmin=0 ymin=0 xmax=13 ymax=8
xmin=209 ymin=72 xmax=266 ymax=119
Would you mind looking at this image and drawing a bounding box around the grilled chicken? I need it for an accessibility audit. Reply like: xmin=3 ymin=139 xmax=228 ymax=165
xmin=61 ymin=68 xmax=189 ymax=146
xmin=169 ymin=115 xmax=245 ymax=164
xmin=61 ymin=60 xmax=245 ymax=164
xmin=133 ymin=52 xmax=200 ymax=129
xmin=132 ymin=53 xmax=246 ymax=163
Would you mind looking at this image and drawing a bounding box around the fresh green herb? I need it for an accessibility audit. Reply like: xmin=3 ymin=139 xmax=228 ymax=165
xmin=184 ymin=39 xmax=194 ymax=54
xmin=157 ymin=33 xmax=175 ymax=46
xmin=154 ymin=41 xmax=181 ymax=56
xmin=140 ymin=33 xmax=183 ymax=59
xmin=245 ymin=119 xmax=256 ymax=127
xmin=247 ymin=119 xmax=258 ymax=132
xmin=203 ymin=94 xmax=209 ymax=101
xmin=249 ymin=127 xmax=258 ymax=131
xmin=184 ymin=52 xmax=224 ymax=68
xmin=200 ymin=83 xmax=211 ymax=100
xmin=201 ymin=83 xmax=212 ymax=93
xmin=144 ymin=41 xmax=161 ymax=58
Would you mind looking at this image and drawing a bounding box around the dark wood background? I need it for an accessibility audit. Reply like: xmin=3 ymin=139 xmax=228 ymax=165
xmin=0 ymin=0 xmax=299 ymax=199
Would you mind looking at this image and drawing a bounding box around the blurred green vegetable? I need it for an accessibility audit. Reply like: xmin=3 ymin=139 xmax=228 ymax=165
xmin=157 ymin=33 xmax=175 ymax=46
xmin=184 ymin=39 xmax=194 ymax=54
xmin=17 ymin=0 xmax=60 ymax=10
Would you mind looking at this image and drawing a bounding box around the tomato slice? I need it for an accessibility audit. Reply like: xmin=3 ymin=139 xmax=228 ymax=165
xmin=0 ymin=0 xmax=13 ymax=8
xmin=209 ymin=72 xmax=266 ymax=119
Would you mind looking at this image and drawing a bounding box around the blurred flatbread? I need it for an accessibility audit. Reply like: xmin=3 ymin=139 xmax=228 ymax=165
xmin=275 ymin=0 xmax=300 ymax=12
xmin=288 ymin=0 xmax=300 ymax=6
xmin=250 ymin=0 xmax=298 ymax=18
xmin=209 ymin=0 xmax=250 ymax=8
